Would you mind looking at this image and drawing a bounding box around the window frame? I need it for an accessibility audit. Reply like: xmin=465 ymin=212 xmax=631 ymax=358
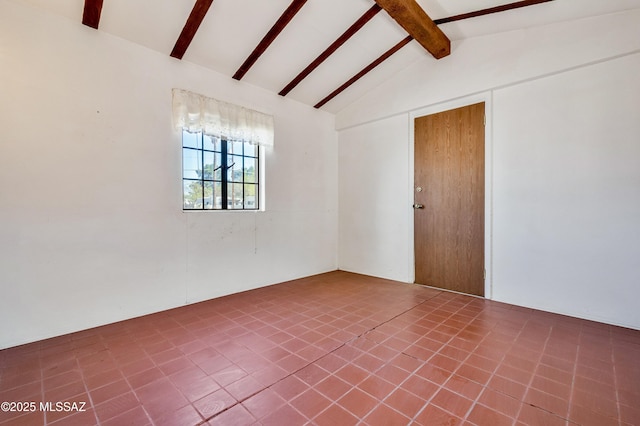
xmin=182 ymin=131 xmax=260 ymax=211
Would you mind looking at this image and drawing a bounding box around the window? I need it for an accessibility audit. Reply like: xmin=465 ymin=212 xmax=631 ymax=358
xmin=182 ymin=130 xmax=259 ymax=210
xmin=172 ymin=89 xmax=272 ymax=211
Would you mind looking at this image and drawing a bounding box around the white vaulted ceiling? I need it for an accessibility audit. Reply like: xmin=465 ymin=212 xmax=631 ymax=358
xmin=11 ymin=0 xmax=640 ymax=113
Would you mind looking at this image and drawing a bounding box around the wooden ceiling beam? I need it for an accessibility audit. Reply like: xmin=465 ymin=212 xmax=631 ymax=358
xmin=434 ymin=0 xmax=554 ymax=25
xmin=374 ymin=0 xmax=450 ymax=59
xmin=233 ymin=0 xmax=308 ymax=81
xmin=314 ymin=0 xmax=554 ymax=108
xmin=279 ymin=4 xmax=383 ymax=96
xmin=82 ymin=0 xmax=103 ymax=29
xmin=314 ymin=36 xmax=413 ymax=109
xmin=171 ymin=0 xmax=215 ymax=60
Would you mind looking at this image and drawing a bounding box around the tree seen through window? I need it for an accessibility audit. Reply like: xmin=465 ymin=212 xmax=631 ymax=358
xmin=182 ymin=131 xmax=259 ymax=210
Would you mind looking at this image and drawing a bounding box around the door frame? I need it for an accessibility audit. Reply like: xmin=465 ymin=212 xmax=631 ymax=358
xmin=408 ymin=92 xmax=494 ymax=298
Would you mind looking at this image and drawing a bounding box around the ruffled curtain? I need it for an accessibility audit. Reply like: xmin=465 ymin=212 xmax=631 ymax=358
xmin=172 ymin=89 xmax=274 ymax=147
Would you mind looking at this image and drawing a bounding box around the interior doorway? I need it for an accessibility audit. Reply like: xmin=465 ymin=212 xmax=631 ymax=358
xmin=413 ymin=102 xmax=485 ymax=296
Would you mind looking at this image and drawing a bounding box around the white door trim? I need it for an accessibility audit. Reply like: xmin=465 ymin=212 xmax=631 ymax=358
xmin=407 ymin=92 xmax=494 ymax=299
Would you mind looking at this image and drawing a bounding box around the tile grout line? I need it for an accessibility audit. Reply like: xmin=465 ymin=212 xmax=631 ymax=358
xmin=40 ymin=350 xmax=46 ymax=426
xmin=198 ymin=289 xmax=445 ymax=425
xmin=98 ymin=338 xmax=160 ymax=426
xmin=610 ymin=328 xmax=622 ymax=426
xmin=407 ymin=295 xmax=501 ymax=424
xmin=512 ymin=322 xmax=572 ymax=425
xmin=564 ymin=325 xmax=582 ymax=426
xmin=321 ymin=290 xmax=455 ymax=423
xmin=507 ymin=318 xmax=551 ymax=425
xmin=75 ymin=355 xmax=101 ymax=426
xmin=311 ymin=291 xmax=490 ymax=423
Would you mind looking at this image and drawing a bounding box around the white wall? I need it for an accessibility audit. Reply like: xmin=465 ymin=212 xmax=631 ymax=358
xmin=339 ymin=115 xmax=410 ymax=282
xmin=0 ymin=1 xmax=338 ymax=349
xmin=492 ymin=53 xmax=640 ymax=327
xmin=337 ymin=10 xmax=640 ymax=329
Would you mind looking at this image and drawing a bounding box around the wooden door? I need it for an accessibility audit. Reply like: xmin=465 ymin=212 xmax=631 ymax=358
xmin=414 ymin=103 xmax=485 ymax=296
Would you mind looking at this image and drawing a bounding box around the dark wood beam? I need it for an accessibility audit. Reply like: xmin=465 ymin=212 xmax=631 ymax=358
xmin=434 ymin=0 xmax=554 ymax=25
xmin=314 ymin=36 xmax=413 ymax=109
xmin=233 ymin=0 xmax=308 ymax=81
xmin=375 ymin=0 xmax=450 ymax=59
xmin=279 ymin=4 xmax=383 ymax=96
xmin=314 ymin=0 xmax=555 ymax=108
xmin=171 ymin=0 xmax=215 ymax=59
xmin=82 ymin=0 xmax=103 ymax=29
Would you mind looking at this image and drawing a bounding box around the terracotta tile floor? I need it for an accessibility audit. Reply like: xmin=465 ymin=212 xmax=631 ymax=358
xmin=1 ymin=271 xmax=639 ymax=425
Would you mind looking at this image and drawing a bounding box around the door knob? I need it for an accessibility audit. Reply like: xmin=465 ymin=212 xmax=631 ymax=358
xmin=413 ymin=204 xmax=424 ymax=209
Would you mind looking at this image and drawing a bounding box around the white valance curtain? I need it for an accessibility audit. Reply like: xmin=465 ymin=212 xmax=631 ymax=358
xmin=172 ymin=89 xmax=274 ymax=147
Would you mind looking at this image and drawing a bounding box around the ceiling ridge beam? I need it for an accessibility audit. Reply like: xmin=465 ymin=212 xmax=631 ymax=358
xmin=375 ymin=0 xmax=450 ymax=59
xmin=171 ymin=0 xmax=215 ymax=59
xmin=82 ymin=0 xmax=103 ymax=29
xmin=279 ymin=4 xmax=383 ymax=97
xmin=314 ymin=0 xmax=555 ymax=109
xmin=434 ymin=0 xmax=554 ymax=25
xmin=233 ymin=0 xmax=308 ymax=81
xmin=314 ymin=36 xmax=413 ymax=109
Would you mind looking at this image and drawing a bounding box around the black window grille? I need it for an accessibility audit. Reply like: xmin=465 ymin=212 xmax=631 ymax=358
xmin=182 ymin=131 xmax=259 ymax=210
